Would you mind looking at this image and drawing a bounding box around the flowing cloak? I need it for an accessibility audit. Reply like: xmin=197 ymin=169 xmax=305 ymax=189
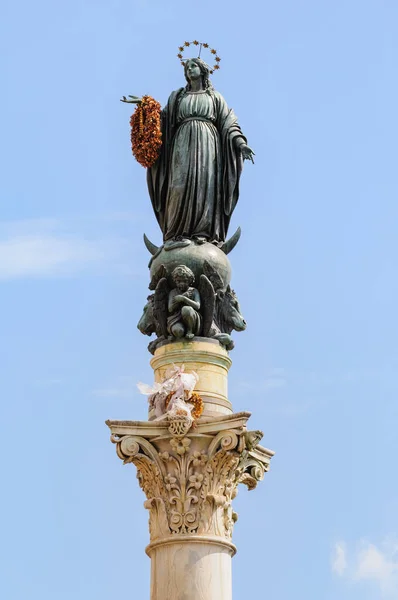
xmin=147 ymin=88 xmax=247 ymax=243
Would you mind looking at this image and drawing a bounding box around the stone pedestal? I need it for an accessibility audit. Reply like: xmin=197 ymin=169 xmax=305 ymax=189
xmin=107 ymin=340 xmax=274 ymax=600
xmin=150 ymin=339 xmax=232 ymax=419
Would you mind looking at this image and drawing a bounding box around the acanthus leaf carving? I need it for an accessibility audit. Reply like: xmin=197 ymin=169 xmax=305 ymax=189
xmin=110 ymin=426 xmax=272 ymax=543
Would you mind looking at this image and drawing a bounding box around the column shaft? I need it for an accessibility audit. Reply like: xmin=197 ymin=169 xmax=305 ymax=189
xmin=148 ymin=539 xmax=233 ymax=600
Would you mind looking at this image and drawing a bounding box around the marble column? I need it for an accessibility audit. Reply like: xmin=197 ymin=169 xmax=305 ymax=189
xmin=107 ymin=340 xmax=274 ymax=600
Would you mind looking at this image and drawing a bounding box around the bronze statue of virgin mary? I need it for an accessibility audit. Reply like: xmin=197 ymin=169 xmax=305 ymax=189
xmin=123 ymin=45 xmax=252 ymax=351
xmin=122 ymin=56 xmax=254 ymax=245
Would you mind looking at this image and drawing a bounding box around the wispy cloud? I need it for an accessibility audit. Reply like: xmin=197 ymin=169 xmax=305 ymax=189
xmin=237 ymin=362 xmax=398 ymax=416
xmin=238 ymin=367 xmax=287 ymax=393
xmin=0 ymin=217 xmax=131 ymax=280
xmin=33 ymin=377 xmax=64 ymax=387
xmin=332 ymin=538 xmax=398 ymax=597
xmin=0 ymin=235 xmax=107 ymax=279
xmin=331 ymin=541 xmax=347 ymax=576
xmin=92 ymin=387 xmax=134 ymax=399
xmin=92 ymin=375 xmax=137 ymax=399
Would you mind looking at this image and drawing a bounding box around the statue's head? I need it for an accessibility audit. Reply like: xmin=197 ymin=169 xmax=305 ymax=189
xmin=172 ymin=265 xmax=195 ymax=291
xmin=184 ymin=58 xmax=213 ymax=91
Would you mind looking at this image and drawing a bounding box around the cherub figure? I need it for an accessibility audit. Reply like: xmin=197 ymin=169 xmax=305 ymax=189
xmin=153 ymin=264 xmax=215 ymax=343
xmin=167 ymin=266 xmax=201 ymax=339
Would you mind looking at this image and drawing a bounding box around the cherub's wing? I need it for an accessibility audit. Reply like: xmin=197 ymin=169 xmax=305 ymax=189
xmin=149 ymin=263 xmax=168 ymax=291
xmin=199 ymin=274 xmax=215 ymax=338
xmin=154 ymin=277 xmax=169 ymax=338
xmin=203 ymin=260 xmax=224 ymax=292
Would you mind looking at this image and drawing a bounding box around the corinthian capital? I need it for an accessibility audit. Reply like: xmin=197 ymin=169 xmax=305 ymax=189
xmin=107 ymin=412 xmax=274 ymax=544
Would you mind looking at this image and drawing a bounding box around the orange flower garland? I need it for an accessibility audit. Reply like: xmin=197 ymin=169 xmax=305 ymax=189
xmin=187 ymin=393 xmax=204 ymax=419
xmin=130 ymin=95 xmax=162 ymax=168
xmin=165 ymin=390 xmax=204 ymax=420
xmin=164 ymin=392 xmax=174 ymax=411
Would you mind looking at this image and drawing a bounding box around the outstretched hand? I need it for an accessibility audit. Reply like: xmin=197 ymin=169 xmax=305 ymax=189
xmin=241 ymin=144 xmax=255 ymax=163
xmin=120 ymin=95 xmax=142 ymax=104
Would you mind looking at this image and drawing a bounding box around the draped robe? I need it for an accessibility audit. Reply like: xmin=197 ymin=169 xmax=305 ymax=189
xmin=147 ymin=88 xmax=247 ymax=243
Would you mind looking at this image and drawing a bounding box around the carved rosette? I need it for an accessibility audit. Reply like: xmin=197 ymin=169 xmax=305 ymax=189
xmin=109 ymin=417 xmax=273 ymax=544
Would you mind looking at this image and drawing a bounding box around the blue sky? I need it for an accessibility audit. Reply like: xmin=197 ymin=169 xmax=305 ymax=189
xmin=1 ymin=0 xmax=398 ymax=598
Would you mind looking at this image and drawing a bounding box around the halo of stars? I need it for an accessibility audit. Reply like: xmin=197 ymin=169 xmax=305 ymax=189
xmin=177 ymin=41 xmax=221 ymax=75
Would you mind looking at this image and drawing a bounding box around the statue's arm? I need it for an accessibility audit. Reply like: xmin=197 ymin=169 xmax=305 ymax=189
xmin=234 ymin=136 xmax=246 ymax=150
xmin=215 ymin=91 xmax=255 ymax=163
xmin=120 ymin=95 xmax=142 ymax=104
xmin=232 ymin=124 xmax=255 ymax=162
xmin=233 ymin=132 xmax=255 ymax=163
xmin=177 ymin=289 xmax=200 ymax=311
xmin=168 ymin=290 xmax=180 ymax=313
xmin=239 ymin=143 xmax=255 ymax=163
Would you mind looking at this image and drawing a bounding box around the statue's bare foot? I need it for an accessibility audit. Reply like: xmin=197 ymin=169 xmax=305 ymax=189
xmin=193 ymin=236 xmax=207 ymax=245
xmin=186 ymin=332 xmax=194 ymax=340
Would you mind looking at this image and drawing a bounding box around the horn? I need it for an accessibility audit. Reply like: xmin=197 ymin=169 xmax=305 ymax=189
xmin=143 ymin=233 xmax=159 ymax=256
xmin=220 ymin=227 xmax=241 ymax=255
